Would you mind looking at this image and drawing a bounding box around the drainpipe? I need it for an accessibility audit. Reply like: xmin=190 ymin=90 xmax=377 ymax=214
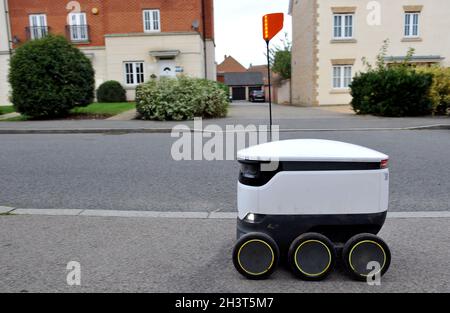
xmin=201 ymin=0 xmax=208 ymax=79
xmin=4 ymin=0 xmax=12 ymax=55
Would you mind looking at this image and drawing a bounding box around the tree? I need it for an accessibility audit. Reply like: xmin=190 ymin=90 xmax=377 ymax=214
xmin=9 ymin=35 xmax=95 ymax=118
xmin=269 ymin=34 xmax=292 ymax=80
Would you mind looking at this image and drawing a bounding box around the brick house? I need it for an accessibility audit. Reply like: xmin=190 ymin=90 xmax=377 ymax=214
xmin=1 ymin=0 xmax=216 ymax=103
xmin=247 ymin=64 xmax=279 ymax=102
xmin=216 ymin=55 xmax=247 ymax=83
xmin=216 ymin=55 xmax=264 ymax=101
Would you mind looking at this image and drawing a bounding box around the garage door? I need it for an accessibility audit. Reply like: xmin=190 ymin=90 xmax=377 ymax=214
xmin=232 ymin=87 xmax=246 ymax=100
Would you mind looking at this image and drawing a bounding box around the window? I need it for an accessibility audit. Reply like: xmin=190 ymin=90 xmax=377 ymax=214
xmin=333 ymin=65 xmax=352 ymax=89
xmin=29 ymin=14 xmax=48 ymax=39
xmin=68 ymin=12 xmax=88 ymax=42
xmin=404 ymin=12 xmax=419 ymax=37
xmin=124 ymin=62 xmax=145 ymax=85
xmin=333 ymin=14 xmax=353 ymax=39
xmin=143 ymin=10 xmax=160 ymax=32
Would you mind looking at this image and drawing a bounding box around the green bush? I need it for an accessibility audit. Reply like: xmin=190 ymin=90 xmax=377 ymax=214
xmin=136 ymin=76 xmax=229 ymax=121
xmin=96 ymin=80 xmax=127 ymax=103
xmin=350 ymin=67 xmax=433 ymax=117
xmin=9 ymin=35 xmax=95 ymax=118
xmin=416 ymin=66 xmax=450 ymax=115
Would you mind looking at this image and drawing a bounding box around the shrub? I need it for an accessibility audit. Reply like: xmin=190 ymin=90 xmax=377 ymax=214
xmin=96 ymin=80 xmax=127 ymax=103
xmin=9 ymin=35 xmax=95 ymax=118
xmin=136 ymin=76 xmax=229 ymax=121
xmin=416 ymin=66 xmax=450 ymax=115
xmin=350 ymin=67 xmax=433 ymax=117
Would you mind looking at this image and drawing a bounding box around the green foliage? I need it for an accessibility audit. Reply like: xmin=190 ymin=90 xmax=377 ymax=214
xmin=416 ymin=66 xmax=450 ymax=115
xmin=350 ymin=67 xmax=433 ymax=117
xmin=96 ymin=81 xmax=127 ymax=103
xmin=217 ymin=81 xmax=230 ymax=98
xmin=136 ymin=76 xmax=229 ymax=121
xmin=352 ymin=41 xmax=433 ymax=117
xmin=0 ymin=106 xmax=15 ymax=115
xmin=269 ymin=34 xmax=291 ymax=80
xmin=8 ymin=35 xmax=95 ymax=118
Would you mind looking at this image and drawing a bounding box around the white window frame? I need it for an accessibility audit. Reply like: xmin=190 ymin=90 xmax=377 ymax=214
xmin=333 ymin=14 xmax=354 ymax=39
xmin=124 ymin=62 xmax=145 ymax=86
xmin=404 ymin=12 xmax=420 ymax=38
xmin=143 ymin=9 xmax=161 ymax=33
xmin=68 ymin=12 xmax=89 ymax=42
xmin=29 ymin=14 xmax=48 ymax=40
xmin=332 ymin=65 xmax=353 ymax=89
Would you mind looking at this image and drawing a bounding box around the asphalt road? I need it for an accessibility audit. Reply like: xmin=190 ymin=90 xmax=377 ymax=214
xmin=0 ymin=130 xmax=449 ymax=213
xmin=0 ymin=214 xmax=448 ymax=293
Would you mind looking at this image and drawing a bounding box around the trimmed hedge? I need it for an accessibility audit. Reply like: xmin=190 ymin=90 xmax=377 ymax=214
xmin=350 ymin=66 xmax=433 ymax=117
xmin=97 ymin=80 xmax=127 ymax=103
xmin=9 ymin=35 xmax=95 ymax=118
xmin=416 ymin=66 xmax=450 ymax=115
xmin=136 ymin=76 xmax=229 ymax=121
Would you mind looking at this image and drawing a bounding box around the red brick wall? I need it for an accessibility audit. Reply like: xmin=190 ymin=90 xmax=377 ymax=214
xmin=9 ymin=0 xmax=214 ymax=47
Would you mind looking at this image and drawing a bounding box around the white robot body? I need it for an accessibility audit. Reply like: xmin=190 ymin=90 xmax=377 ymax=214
xmin=236 ymin=139 xmax=390 ymax=246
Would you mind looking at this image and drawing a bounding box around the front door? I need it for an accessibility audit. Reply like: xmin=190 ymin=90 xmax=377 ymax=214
xmin=159 ymin=60 xmax=176 ymax=78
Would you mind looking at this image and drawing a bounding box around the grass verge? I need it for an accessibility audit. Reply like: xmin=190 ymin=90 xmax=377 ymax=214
xmin=0 ymin=102 xmax=136 ymax=121
xmin=71 ymin=102 xmax=136 ymax=117
xmin=0 ymin=106 xmax=15 ymax=115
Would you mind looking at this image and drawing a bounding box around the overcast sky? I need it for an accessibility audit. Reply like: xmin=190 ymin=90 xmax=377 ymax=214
xmin=214 ymin=0 xmax=292 ymax=68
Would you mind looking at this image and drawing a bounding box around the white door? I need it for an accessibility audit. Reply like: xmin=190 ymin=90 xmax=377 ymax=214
xmin=29 ymin=14 xmax=47 ymax=39
xmin=69 ymin=13 xmax=88 ymax=41
xmin=159 ymin=60 xmax=176 ymax=78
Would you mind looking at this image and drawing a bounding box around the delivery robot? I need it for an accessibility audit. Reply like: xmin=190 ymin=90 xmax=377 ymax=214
xmin=233 ymin=139 xmax=391 ymax=281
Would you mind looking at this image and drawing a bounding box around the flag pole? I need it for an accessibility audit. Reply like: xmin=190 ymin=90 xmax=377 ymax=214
xmin=266 ymin=40 xmax=273 ymax=142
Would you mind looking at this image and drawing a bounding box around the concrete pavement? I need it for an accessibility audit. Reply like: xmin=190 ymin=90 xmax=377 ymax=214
xmin=0 ymin=214 xmax=448 ymax=293
xmin=0 ymin=104 xmax=448 ymax=134
xmin=106 ymin=109 xmax=137 ymax=121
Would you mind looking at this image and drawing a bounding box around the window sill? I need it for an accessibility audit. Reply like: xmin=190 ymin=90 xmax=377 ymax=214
xmin=124 ymin=85 xmax=140 ymax=90
xmin=330 ymin=89 xmax=350 ymax=94
xmin=330 ymin=39 xmax=357 ymax=44
xmin=402 ymin=37 xmax=422 ymax=42
xmin=72 ymin=40 xmax=90 ymax=44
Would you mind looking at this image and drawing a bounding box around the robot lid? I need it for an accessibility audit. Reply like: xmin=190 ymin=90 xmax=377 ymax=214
xmin=237 ymin=139 xmax=389 ymax=163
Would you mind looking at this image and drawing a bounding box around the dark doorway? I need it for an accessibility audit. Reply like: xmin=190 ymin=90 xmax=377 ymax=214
xmin=232 ymin=87 xmax=246 ymax=100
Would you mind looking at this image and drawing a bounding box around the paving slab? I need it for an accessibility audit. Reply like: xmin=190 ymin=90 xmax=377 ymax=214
xmin=13 ymin=209 xmax=83 ymax=216
xmin=0 ymin=206 xmax=14 ymax=214
xmin=0 ymin=214 xmax=448 ymax=293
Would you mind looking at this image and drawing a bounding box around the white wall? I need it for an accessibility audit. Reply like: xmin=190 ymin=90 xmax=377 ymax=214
xmin=0 ymin=0 xmax=9 ymax=52
xmin=105 ymin=33 xmax=205 ymax=100
xmin=316 ymin=0 xmax=450 ymax=105
xmin=0 ymin=54 xmax=9 ymax=105
xmin=205 ymin=39 xmax=216 ymax=81
xmin=0 ymin=0 xmax=11 ymax=105
xmin=277 ymin=79 xmax=291 ymax=105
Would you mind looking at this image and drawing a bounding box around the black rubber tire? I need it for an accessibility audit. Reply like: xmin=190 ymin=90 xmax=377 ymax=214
xmin=288 ymin=233 xmax=336 ymax=281
xmin=342 ymin=233 xmax=391 ymax=282
xmin=232 ymin=232 xmax=279 ymax=280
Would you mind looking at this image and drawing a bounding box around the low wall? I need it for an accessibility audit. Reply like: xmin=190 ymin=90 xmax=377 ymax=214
xmin=276 ymin=79 xmax=291 ymax=105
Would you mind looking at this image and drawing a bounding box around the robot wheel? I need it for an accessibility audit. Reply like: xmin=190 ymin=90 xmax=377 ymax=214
xmin=288 ymin=233 xmax=336 ymax=281
xmin=232 ymin=232 xmax=279 ymax=280
xmin=342 ymin=233 xmax=391 ymax=281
